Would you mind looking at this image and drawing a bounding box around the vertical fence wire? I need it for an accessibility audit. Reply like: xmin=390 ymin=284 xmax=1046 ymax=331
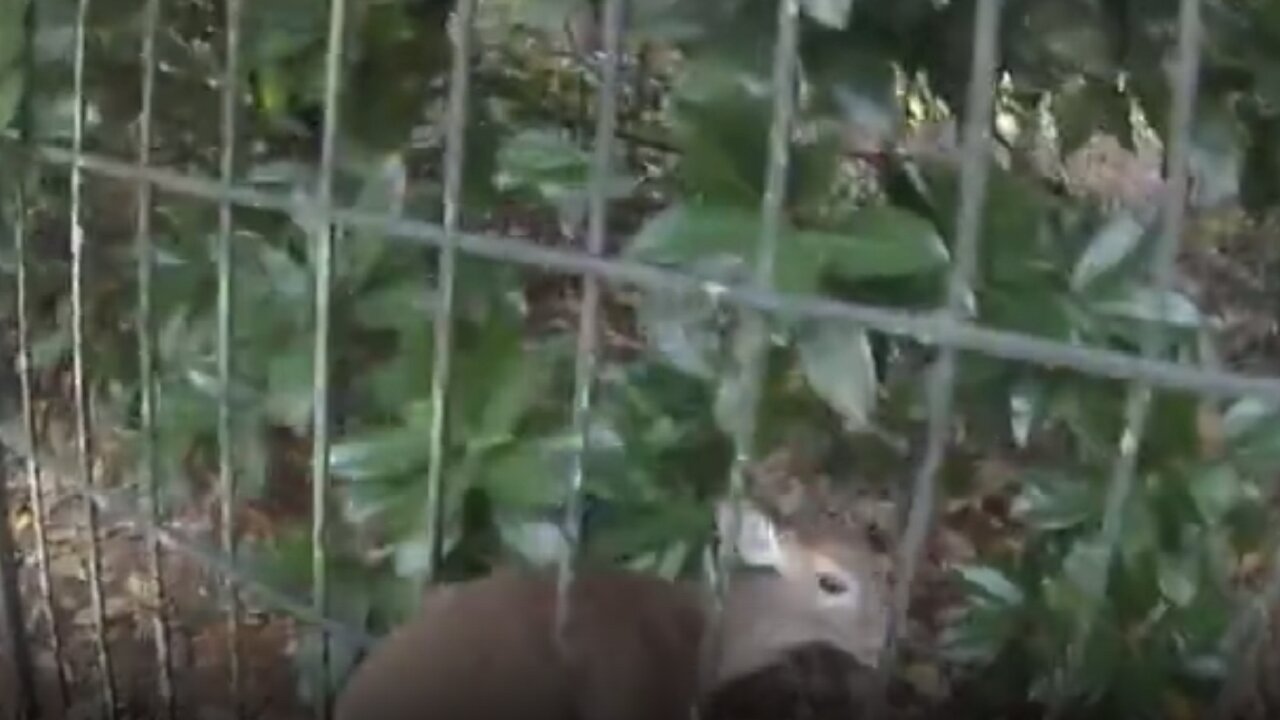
xmin=12 ymin=165 xmax=63 ymax=720
xmin=12 ymin=0 xmax=70 ymax=707
xmin=873 ymin=1 xmax=1003 ymax=709
xmin=554 ymin=0 xmax=626 ymax=641
xmin=217 ymin=0 xmax=245 ymax=714
xmin=69 ymin=0 xmax=120 ymax=714
xmin=134 ymin=0 xmax=176 ymax=714
xmin=1050 ymin=0 xmax=1202 ymax=714
xmin=709 ymin=0 xmax=800 ymax=640
xmin=309 ymin=0 xmax=351 ymax=715
xmin=422 ymin=0 xmax=478 ymax=584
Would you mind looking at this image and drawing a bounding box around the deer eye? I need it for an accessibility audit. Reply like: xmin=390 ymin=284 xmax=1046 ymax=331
xmin=816 ymin=571 xmax=849 ymax=596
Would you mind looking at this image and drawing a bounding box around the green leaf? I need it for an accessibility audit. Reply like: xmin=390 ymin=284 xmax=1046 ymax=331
xmin=1014 ymin=471 xmax=1098 ymax=531
xmin=635 ymin=266 xmax=736 ymax=379
xmin=474 ymin=338 xmax=567 ymax=446
xmin=507 ymin=0 xmax=589 ymax=32
xmin=495 ymin=128 xmax=635 ymax=228
xmin=628 ymin=204 xmax=815 ymax=293
xmin=242 ymin=0 xmax=328 ymax=66
xmin=496 ymin=129 xmax=591 ymax=189
xmin=330 ymin=424 xmax=433 ymax=482
xmin=1070 ymin=212 xmax=1146 ymax=292
xmin=1091 ymin=286 xmax=1201 ymax=329
xmin=340 ymin=154 xmax=406 ymax=289
xmin=1187 ymin=94 xmax=1243 ymax=208
xmin=341 ymin=474 xmax=424 ymax=527
xmin=478 ymin=440 xmax=565 ymax=510
xmin=1221 ymin=398 xmax=1280 ymax=474
xmin=393 ymin=537 xmax=436 ymax=578
xmin=795 ymin=320 xmax=877 ymax=428
xmin=1155 ymin=551 xmax=1198 ymax=607
xmin=1240 ymin=110 xmax=1280 ymax=216
xmin=956 ymin=564 xmax=1025 ymax=607
xmin=940 ymin=603 xmax=1017 ymax=664
xmin=801 ymin=0 xmax=854 ymax=29
xmin=804 ymin=35 xmax=898 ymax=148
xmin=353 ymin=280 xmax=436 ymax=331
xmin=917 ymin=161 xmax=1051 ymax=285
xmin=712 ymin=321 xmax=770 ymax=440
xmin=825 ymin=205 xmax=950 ymax=280
xmin=585 ymin=502 xmax=708 ymax=563
xmin=255 ymin=242 xmax=310 ymax=304
xmin=28 ymin=324 xmax=71 ymax=371
xmin=674 ymin=86 xmax=771 ymax=206
xmin=628 ymin=203 xmax=947 ymax=294
xmin=1187 ymin=463 xmax=1244 ymax=524
xmin=264 ymin=338 xmax=314 ymax=431
xmin=497 ymin=517 xmax=570 ymax=567
xmin=1062 ymin=537 xmax=1110 ymax=601
xmin=0 ymin=67 xmax=22 ymax=132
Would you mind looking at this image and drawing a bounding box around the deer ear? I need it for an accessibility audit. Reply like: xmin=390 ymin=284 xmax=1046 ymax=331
xmin=715 ymin=499 xmax=784 ymax=568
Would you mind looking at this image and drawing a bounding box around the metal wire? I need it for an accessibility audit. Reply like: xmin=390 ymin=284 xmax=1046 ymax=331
xmin=134 ymin=0 xmax=176 ymax=713
xmin=553 ymin=0 xmax=627 ymax=642
xmin=18 ymin=143 xmax=1280 ymax=405
xmin=69 ymin=0 xmax=119 ymax=713
xmin=217 ymin=0 xmax=245 ymax=713
xmin=422 ymin=0 xmax=478 ymax=586
xmin=1051 ymin=0 xmax=1203 ymax=714
xmin=12 ymin=190 xmax=65 ymax=719
xmin=873 ymin=1 xmax=1003 ymax=711
xmin=309 ymin=0 xmax=350 ymax=714
xmin=707 ymin=0 xmax=801 ymax=676
xmin=12 ymin=0 xmax=69 ymax=706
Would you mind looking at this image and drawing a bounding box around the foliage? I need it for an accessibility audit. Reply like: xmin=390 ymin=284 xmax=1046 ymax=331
xmin=3 ymin=0 xmax=1280 ymax=715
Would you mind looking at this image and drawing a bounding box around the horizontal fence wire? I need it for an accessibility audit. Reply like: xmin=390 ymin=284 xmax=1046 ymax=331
xmin=14 ymin=139 xmax=1280 ymax=405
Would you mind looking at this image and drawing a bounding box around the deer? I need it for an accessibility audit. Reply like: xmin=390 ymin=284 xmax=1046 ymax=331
xmin=333 ymin=495 xmax=892 ymax=720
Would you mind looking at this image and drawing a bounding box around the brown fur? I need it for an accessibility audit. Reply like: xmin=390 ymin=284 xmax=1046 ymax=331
xmin=335 ymin=501 xmax=890 ymax=720
xmin=334 ymin=567 xmax=706 ymax=720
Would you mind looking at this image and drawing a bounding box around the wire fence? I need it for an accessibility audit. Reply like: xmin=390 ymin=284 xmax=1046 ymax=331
xmin=2 ymin=0 xmax=1280 ymax=718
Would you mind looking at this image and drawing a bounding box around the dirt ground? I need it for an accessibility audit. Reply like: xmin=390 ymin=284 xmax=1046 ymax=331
xmin=3 ymin=422 xmax=312 ymax=720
